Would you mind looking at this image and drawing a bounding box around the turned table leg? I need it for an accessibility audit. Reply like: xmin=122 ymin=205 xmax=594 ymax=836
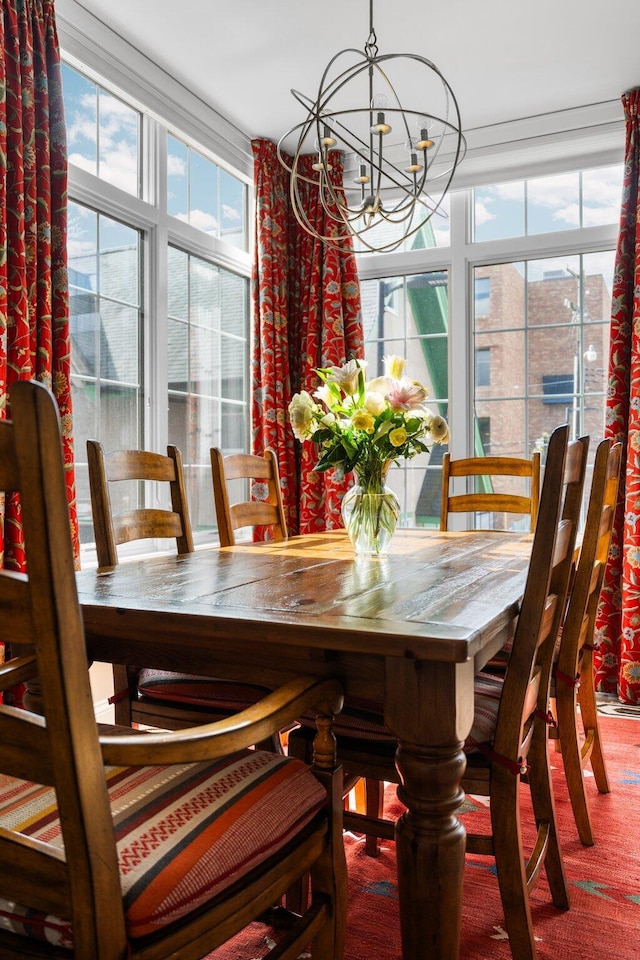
xmin=385 ymin=657 xmax=476 ymax=960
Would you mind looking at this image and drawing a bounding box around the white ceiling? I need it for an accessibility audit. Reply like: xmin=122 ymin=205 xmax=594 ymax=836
xmin=68 ymin=0 xmax=638 ymax=151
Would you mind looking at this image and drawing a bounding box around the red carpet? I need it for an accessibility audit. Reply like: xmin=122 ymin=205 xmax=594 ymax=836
xmin=208 ymin=715 xmax=640 ymax=959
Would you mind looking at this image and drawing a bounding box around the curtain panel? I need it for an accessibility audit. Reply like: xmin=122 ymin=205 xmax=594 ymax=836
xmin=251 ymin=138 xmax=363 ymax=535
xmin=595 ymin=87 xmax=640 ymax=704
xmin=0 ymin=0 xmax=76 ymax=697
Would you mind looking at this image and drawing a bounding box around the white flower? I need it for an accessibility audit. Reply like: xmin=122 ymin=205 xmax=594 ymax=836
xmin=429 ymin=414 xmax=450 ymax=444
xmin=288 ymin=391 xmax=317 ymax=440
xmin=328 ymin=358 xmax=366 ymax=396
xmin=364 ymin=390 xmax=386 ymax=416
xmin=313 ymin=384 xmax=332 ymax=408
xmin=366 ymin=376 xmax=392 ymax=397
xmin=383 ymin=354 xmax=407 ymax=379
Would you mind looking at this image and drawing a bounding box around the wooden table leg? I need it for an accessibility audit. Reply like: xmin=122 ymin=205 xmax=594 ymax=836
xmin=385 ymin=657 xmax=476 ymax=960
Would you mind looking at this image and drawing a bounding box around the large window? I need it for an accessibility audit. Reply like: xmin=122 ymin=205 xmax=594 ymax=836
xmin=357 ymin=162 xmax=621 ymax=530
xmin=63 ymin=61 xmax=251 ymax=560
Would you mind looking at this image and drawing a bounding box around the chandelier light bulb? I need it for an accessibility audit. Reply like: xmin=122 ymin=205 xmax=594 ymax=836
xmin=320 ymin=125 xmax=337 ymax=148
xmin=405 ymin=138 xmax=423 ymax=174
xmin=354 ymin=163 xmax=371 ymax=184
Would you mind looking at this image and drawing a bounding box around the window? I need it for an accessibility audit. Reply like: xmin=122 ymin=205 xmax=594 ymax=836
xmin=68 ymin=202 xmax=142 ymax=545
xmin=360 ymin=271 xmax=449 ymax=528
xmin=167 ymin=248 xmax=249 ymax=536
xmin=473 ymin=251 xmax=613 ymax=467
xmin=167 ymin=135 xmax=247 ymax=250
xmin=63 ymin=61 xmax=251 ymax=560
xmin=62 ymin=63 xmax=140 ymax=197
xmin=473 ymin=165 xmax=622 ymax=242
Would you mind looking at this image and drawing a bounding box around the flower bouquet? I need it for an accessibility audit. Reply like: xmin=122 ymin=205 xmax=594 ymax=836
xmin=288 ymin=355 xmax=449 ymax=555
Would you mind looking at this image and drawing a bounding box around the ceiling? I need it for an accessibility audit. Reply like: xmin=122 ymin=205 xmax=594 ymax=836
xmin=69 ymin=0 xmax=638 ymax=153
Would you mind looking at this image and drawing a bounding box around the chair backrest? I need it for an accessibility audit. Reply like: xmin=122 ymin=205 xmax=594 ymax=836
xmin=87 ymin=440 xmax=194 ymax=567
xmin=556 ymin=438 xmax=622 ymax=683
xmin=0 ymin=381 xmax=127 ymax=953
xmin=493 ymin=427 xmax=587 ymax=764
xmin=211 ymin=447 xmax=287 ymax=547
xmin=440 ymin=452 xmax=541 ymax=532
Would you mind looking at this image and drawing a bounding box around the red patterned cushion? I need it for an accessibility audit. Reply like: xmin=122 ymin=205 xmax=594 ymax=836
xmin=0 ymin=750 xmax=326 ymax=947
xmin=137 ymin=668 xmax=272 ymax=710
xmin=305 ymin=674 xmax=504 ymax=754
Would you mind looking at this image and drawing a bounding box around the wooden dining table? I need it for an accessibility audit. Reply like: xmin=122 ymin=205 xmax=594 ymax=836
xmin=75 ymin=527 xmax=532 ymax=960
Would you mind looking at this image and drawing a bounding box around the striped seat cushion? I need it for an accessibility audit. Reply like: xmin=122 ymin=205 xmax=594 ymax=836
xmin=137 ymin=669 xmax=272 ymax=710
xmin=305 ymin=672 xmax=504 ymax=754
xmin=0 ymin=749 xmax=326 ymax=948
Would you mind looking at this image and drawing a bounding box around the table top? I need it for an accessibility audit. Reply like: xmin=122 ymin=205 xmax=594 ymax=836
xmin=76 ymin=528 xmax=531 ymax=666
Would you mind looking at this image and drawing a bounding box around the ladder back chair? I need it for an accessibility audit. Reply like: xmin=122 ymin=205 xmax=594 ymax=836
xmin=87 ymin=439 xmax=278 ymax=737
xmin=211 ymin=447 xmax=287 ymax=546
xmin=0 ymin=379 xmax=347 ymax=960
xmin=550 ymin=437 xmax=622 ymax=845
xmin=440 ymin=451 xmax=541 ymax=532
xmin=290 ymin=424 xmax=585 ymax=960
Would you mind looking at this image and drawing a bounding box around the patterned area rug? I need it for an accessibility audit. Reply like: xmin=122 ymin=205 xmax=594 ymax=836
xmin=208 ymin=714 xmax=640 ymax=959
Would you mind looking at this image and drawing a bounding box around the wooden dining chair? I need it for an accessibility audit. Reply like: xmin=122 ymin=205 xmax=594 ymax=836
xmin=440 ymin=451 xmax=541 ymax=532
xmin=289 ymin=424 xmax=585 ymax=960
xmin=549 ymin=437 xmax=622 ymax=845
xmin=87 ymin=439 xmax=278 ymax=736
xmin=211 ymin=446 xmax=287 ymax=546
xmin=0 ymin=379 xmax=347 ymax=960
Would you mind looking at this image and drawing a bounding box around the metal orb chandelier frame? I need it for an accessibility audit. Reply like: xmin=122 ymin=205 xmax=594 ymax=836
xmin=277 ymin=0 xmax=466 ymax=253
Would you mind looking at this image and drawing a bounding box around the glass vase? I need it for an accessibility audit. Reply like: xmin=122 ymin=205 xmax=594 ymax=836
xmin=341 ymin=477 xmax=400 ymax=557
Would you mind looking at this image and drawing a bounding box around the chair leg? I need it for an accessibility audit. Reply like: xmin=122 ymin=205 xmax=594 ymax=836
xmin=490 ymin=768 xmax=538 ymax=960
xmin=578 ymin=658 xmax=610 ymax=794
xmin=527 ymin=722 xmax=570 ymax=910
xmin=556 ymin=678 xmax=596 ymax=846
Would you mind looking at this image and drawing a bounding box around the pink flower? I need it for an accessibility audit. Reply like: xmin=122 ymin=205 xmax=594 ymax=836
xmin=386 ymin=377 xmax=428 ymax=412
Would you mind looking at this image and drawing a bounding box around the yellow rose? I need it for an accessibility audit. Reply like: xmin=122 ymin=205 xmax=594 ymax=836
xmin=389 ymin=427 xmax=407 ymax=447
xmin=352 ymin=410 xmax=376 ymax=434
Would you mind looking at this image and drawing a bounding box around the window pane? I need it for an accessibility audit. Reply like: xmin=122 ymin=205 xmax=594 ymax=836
xmin=527 ymin=172 xmax=580 ymax=234
xmin=473 ymin=253 xmax=612 ymax=484
xmin=99 ymin=217 xmax=139 ymax=304
xmin=361 ymin=270 xmax=449 ymax=526
xmin=62 ymin=64 xmax=97 ymax=176
xmin=167 ymin=135 xmax=188 ymax=220
xmin=582 ymin=165 xmax=623 ymax=227
xmin=167 ymin=248 xmax=249 ymax=539
xmin=220 ymin=168 xmax=246 ymax=249
xmin=98 ymin=87 xmax=140 ymax=195
xmin=62 ymin=63 xmax=141 ymax=197
xmin=190 ymin=150 xmax=218 ymax=234
xmin=99 ymin=302 xmax=140 ymax=382
xmin=69 ymin=204 xmax=143 ymax=549
xmin=474 ymin=181 xmax=525 ymax=241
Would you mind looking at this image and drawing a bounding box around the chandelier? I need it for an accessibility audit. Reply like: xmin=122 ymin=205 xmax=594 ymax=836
xmin=277 ymin=0 xmax=466 ymax=253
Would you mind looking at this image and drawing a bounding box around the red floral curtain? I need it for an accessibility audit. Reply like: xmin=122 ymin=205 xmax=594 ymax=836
xmin=252 ymin=138 xmax=363 ymax=535
xmin=0 ymin=0 xmax=76 ymax=692
xmin=595 ymin=87 xmax=640 ymax=705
